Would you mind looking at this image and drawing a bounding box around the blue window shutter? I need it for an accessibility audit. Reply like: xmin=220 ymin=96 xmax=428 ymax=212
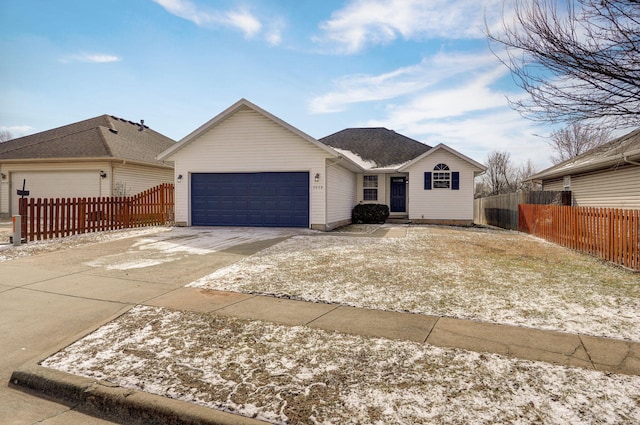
xmin=452 ymin=172 xmax=460 ymax=190
xmin=424 ymin=172 xmax=432 ymax=190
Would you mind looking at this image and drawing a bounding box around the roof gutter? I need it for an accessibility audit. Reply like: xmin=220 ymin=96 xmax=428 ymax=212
xmin=624 ymin=156 xmax=640 ymax=166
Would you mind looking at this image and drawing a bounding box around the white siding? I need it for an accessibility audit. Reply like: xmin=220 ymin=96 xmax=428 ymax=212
xmin=0 ymin=165 xmax=9 ymax=216
xmin=0 ymin=162 xmax=112 ymax=216
xmin=405 ymin=150 xmax=478 ymax=221
xmin=326 ymin=161 xmax=356 ymax=227
xmin=168 ymin=107 xmax=333 ymax=227
xmin=542 ymin=178 xmax=564 ymax=192
xmin=112 ymin=164 xmax=173 ymax=196
xmin=0 ymin=161 xmax=173 ymax=216
xmin=10 ymin=170 xmax=101 ymax=215
xmin=543 ymin=166 xmax=640 ymax=209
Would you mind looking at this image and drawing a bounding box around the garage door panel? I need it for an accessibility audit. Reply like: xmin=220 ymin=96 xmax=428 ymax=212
xmin=191 ymin=172 xmax=309 ymax=227
xmin=10 ymin=171 xmax=101 ymax=215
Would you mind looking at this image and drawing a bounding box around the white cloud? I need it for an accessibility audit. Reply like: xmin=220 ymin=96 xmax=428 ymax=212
xmin=60 ymin=53 xmax=122 ymax=64
xmin=310 ymin=48 xmax=552 ymax=169
xmin=265 ymin=18 xmax=285 ymax=46
xmin=309 ymin=52 xmax=501 ymax=114
xmin=153 ymin=0 xmax=267 ymax=40
xmin=367 ymin=108 xmax=551 ymax=170
xmin=225 ymin=9 xmax=262 ymax=38
xmin=1 ymin=125 xmax=34 ymax=138
xmin=316 ymin=0 xmax=505 ymax=54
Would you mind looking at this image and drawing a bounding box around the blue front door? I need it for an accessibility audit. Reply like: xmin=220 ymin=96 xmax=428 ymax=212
xmin=390 ymin=177 xmax=406 ymax=213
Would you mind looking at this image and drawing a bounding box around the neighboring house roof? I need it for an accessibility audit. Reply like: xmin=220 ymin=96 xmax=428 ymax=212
xmin=0 ymin=115 xmax=176 ymax=166
xmin=319 ymin=128 xmax=432 ymax=169
xmin=529 ymin=127 xmax=640 ymax=181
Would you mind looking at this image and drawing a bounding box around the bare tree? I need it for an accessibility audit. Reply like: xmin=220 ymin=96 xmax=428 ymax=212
xmin=478 ymin=151 xmax=538 ymax=196
xmin=514 ymin=158 xmax=538 ymax=191
xmin=548 ymin=123 xmax=611 ymax=163
xmin=0 ymin=129 xmax=13 ymax=142
xmin=488 ymin=0 xmax=640 ymax=129
xmin=484 ymin=150 xmax=515 ymax=195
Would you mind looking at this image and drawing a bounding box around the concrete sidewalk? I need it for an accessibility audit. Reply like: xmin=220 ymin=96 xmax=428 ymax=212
xmin=3 ymin=226 xmax=640 ymax=424
xmin=146 ymin=287 xmax=640 ymax=376
xmin=10 ymin=286 xmax=640 ymax=425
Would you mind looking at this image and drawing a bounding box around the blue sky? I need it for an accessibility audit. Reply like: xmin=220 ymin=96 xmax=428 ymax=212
xmin=1 ymin=0 xmax=556 ymax=169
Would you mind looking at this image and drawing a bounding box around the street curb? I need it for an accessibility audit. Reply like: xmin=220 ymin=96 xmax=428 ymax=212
xmin=10 ymin=362 xmax=268 ymax=425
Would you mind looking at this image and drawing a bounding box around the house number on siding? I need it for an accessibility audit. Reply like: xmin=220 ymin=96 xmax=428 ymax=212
xmin=312 ymin=185 xmax=324 ymax=190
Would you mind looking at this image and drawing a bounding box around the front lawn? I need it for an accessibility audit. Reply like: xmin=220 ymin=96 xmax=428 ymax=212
xmin=190 ymin=225 xmax=640 ymax=340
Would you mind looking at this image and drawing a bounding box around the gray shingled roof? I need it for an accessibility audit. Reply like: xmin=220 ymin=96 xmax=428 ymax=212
xmin=0 ymin=115 xmax=176 ymax=165
xmin=529 ymin=127 xmax=640 ymax=180
xmin=319 ymin=128 xmax=431 ymax=168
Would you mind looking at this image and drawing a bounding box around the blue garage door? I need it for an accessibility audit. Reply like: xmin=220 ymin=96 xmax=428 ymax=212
xmin=191 ymin=172 xmax=309 ymax=227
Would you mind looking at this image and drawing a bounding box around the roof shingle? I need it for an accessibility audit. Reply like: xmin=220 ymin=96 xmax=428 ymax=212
xmin=319 ymin=128 xmax=431 ymax=168
xmin=0 ymin=115 xmax=176 ymax=165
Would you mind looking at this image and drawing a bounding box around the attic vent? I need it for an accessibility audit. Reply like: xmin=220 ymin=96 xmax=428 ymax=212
xmin=138 ymin=119 xmax=144 ymax=131
xmin=109 ymin=128 xmax=118 ymax=134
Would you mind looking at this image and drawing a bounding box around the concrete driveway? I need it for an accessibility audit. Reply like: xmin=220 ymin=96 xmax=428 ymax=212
xmin=0 ymin=226 xmax=303 ymax=424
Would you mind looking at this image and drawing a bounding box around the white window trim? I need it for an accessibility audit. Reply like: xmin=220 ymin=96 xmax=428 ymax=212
xmin=363 ymin=175 xmax=378 ymax=201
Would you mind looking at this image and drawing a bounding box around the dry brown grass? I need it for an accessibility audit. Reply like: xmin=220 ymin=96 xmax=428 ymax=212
xmin=192 ymin=225 xmax=640 ymax=339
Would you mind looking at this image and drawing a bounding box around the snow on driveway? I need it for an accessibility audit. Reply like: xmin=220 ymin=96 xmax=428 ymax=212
xmin=83 ymin=227 xmax=315 ymax=270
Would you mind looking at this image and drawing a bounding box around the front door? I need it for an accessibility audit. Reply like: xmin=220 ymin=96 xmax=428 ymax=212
xmin=390 ymin=177 xmax=406 ymax=213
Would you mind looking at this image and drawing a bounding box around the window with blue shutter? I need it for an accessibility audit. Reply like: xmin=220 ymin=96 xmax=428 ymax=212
xmin=452 ymin=172 xmax=460 ymax=190
xmin=424 ymin=172 xmax=432 ymax=190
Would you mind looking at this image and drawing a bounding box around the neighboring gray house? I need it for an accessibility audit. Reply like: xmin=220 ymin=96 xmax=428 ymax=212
xmin=158 ymin=99 xmax=486 ymax=230
xmin=529 ymin=128 xmax=640 ymax=209
xmin=0 ymin=115 xmax=176 ymax=217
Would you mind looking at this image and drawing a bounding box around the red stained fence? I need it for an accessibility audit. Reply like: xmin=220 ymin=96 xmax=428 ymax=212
xmin=519 ymin=204 xmax=640 ymax=272
xmin=18 ymin=183 xmax=174 ymax=242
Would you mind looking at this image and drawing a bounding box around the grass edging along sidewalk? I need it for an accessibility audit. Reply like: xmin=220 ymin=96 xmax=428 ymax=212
xmin=22 ymin=304 xmax=640 ymax=425
xmin=10 ymin=362 xmax=268 ymax=425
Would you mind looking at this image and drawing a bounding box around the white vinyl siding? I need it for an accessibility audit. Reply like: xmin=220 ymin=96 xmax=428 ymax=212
xmin=1 ymin=162 xmax=112 ymax=216
xmin=542 ymin=178 xmax=564 ymax=192
xmin=326 ymin=162 xmax=356 ymax=226
xmin=0 ymin=161 xmax=174 ymax=216
xmin=10 ymin=170 xmax=101 ymax=215
xmin=542 ymin=166 xmax=640 ymax=209
xmin=405 ymin=150 xmax=477 ymax=220
xmin=112 ymin=164 xmax=173 ymax=196
xmin=168 ymin=106 xmax=333 ymax=227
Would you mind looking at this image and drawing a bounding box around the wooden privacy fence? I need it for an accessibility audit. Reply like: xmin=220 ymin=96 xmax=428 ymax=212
xmin=519 ymin=204 xmax=640 ymax=271
xmin=474 ymin=191 xmax=571 ymax=230
xmin=19 ymin=183 xmax=174 ymax=242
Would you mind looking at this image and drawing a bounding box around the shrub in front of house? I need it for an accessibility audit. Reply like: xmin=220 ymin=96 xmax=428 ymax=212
xmin=352 ymin=204 xmax=390 ymax=224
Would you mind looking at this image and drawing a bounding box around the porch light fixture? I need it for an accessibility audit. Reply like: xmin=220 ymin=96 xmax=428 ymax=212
xmin=0 ymin=173 xmax=6 ymax=179
xmin=177 ymin=174 xmax=183 ymax=183
xmin=314 ymin=173 xmax=320 ymax=182
xmin=99 ymin=170 xmax=107 ymax=179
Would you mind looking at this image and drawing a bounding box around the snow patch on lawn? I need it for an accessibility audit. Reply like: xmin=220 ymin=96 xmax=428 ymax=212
xmin=43 ymin=306 xmax=640 ymax=425
xmin=190 ymin=227 xmax=640 ymax=340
